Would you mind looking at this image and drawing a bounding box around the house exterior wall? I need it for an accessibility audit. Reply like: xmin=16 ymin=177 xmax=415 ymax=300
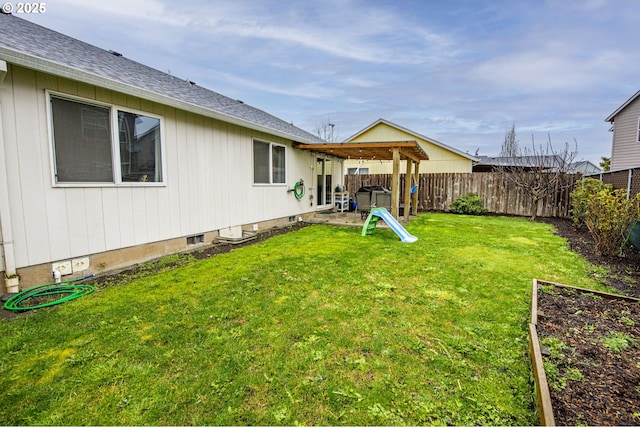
xmin=0 ymin=64 xmax=328 ymax=288
xmin=611 ymin=96 xmax=640 ymax=170
xmin=344 ymin=122 xmax=472 ymax=174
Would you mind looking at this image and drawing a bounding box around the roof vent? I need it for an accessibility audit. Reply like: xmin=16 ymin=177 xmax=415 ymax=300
xmin=109 ymin=50 xmax=122 ymax=57
xmin=236 ymin=99 xmax=244 ymax=104
xmin=186 ymin=80 xmax=196 ymax=85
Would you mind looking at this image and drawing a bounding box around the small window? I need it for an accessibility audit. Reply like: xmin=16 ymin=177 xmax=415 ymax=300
xmin=118 ymin=111 xmax=162 ymax=182
xmin=49 ymin=94 xmax=163 ymax=185
xmin=253 ymin=140 xmax=286 ymax=184
xmin=637 ymin=117 xmax=640 ymax=143
xmin=272 ymin=145 xmax=286 ymax=183
xmin=347 ymin=167 xmax=369 ymax=175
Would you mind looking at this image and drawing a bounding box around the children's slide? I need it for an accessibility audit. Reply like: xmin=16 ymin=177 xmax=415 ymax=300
xmin=364 ymin=207 xmax=418 ymax=243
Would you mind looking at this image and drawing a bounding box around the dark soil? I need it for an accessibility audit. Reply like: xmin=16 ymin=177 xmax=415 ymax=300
xmin=538 ymin=217 xmax=640 ymax=298
xmin=536 ymin=217 xmax=640 ymax=426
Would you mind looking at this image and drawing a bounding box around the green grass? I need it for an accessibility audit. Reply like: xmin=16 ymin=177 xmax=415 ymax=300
xmin=0 ymin=213 xmax=606 ymax=425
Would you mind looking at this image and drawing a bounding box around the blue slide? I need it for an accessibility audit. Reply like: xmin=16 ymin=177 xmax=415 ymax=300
xmin=370 ymin=207 xmax=418 ymax=243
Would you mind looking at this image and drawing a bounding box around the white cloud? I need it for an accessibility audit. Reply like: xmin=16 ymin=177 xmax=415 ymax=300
xmin=470 ymin=41 xmax=625 ymax=93
xmin=53 ymin=0 xmax=189 ymax=26
xmin=205 ymin=69 xmax=342 ymax=100
xmin=21 ymin=0 xmax=639 ymax=165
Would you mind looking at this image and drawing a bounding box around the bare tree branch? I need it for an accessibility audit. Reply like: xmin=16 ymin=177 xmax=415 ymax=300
xmin=500 ymin=124 xmax=518 ymax=157
xmin=495 ymin=132 xmax=578 ymax=220
xmin=314 ymin=118 xmax=338 ymax=142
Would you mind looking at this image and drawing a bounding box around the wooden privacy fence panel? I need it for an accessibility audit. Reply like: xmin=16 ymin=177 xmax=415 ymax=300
xmin=344 ymin=172 xmax=578 ymax=218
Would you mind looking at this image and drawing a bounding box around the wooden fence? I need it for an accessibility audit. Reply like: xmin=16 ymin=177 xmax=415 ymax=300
xmin=344 ymin=172 xmax=579 ymax=218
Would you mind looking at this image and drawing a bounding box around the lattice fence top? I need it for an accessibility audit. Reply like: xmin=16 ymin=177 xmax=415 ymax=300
xmin=594 ymin=167 xmax=640 ymax=198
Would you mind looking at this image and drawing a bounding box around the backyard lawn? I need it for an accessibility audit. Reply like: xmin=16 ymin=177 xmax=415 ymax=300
xmin=0 ymin=213 xmax=607 ymax=425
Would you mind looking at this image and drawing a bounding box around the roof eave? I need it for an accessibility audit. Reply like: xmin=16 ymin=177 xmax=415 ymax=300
xmin=605 ymin=89 xmax=640 ymax=123
xmin=0 ymin=46 xmax=319 ymax=144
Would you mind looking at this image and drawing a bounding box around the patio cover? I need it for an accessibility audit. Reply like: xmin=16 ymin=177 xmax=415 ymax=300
xmin=294 ymin=141 xmax=429 ymax=220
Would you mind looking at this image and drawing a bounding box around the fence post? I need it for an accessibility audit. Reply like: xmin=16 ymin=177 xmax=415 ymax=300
xmin=343 ymin=172 xmax=575 ymax=217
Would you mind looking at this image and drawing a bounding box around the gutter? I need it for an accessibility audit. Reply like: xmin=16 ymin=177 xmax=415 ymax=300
xmin=0 ymin=59 xmax=19 ymax=292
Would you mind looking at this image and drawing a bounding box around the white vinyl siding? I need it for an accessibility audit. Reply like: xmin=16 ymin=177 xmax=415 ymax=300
xmin=610 ymin=98 xmax=640 ymax=170
xmin=2 ymin=65 xmax=318 ymax=269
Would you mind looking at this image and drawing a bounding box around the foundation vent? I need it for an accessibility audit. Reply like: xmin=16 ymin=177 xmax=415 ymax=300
xmin=187 ymin=234 xmax=205 ymax=245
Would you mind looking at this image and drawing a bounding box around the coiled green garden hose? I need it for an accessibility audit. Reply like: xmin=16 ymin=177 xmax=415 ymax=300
xmin=3 ymin=274 xmax=95 ymax=311
xmin=293 ymin=179 xmax=305 ymax=200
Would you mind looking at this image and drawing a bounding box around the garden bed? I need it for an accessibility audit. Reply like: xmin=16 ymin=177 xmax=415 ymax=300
xmin=532 ymin=218 xmax=640 ymax=426
xmin=532 ymin=280 xmax=639 ymax=426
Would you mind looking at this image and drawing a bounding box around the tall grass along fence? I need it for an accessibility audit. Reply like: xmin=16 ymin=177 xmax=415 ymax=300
xmin=586 ymin=167 xmax=640 ymax=199
xmin=344 ymin=172 xmax=578 ymax=218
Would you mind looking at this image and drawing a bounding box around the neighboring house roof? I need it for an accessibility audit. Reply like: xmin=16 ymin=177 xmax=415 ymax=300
xmin=567 ymin=160 xmax=602 ymax=175
xmin=473 ymin=156 xmax=601 ymax=174
xmin=475 ymin=155 xmax=561 ymax=169
xmin=0 ymin=12 xmax=324 ymax=144
xmin=345 ymin=118 xmax=478 ymax=162
xmin=605 ymin=89 xmax=640 ymax=122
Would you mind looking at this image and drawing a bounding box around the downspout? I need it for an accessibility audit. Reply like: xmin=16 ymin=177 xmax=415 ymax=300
xmin=0 ymin=60 xmax=19 ymax=293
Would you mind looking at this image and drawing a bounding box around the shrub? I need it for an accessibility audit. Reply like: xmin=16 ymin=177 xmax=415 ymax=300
xmin=570 ymin=178 xmax=612 ymax=229
xmin=449 ymin=193 xmax=488 ymax=215
xmin=584 ymin=187 xmax=640 ymax=257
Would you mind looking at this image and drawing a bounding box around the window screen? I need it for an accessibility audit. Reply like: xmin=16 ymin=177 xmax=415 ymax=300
xmin=253 ymin=140 xmax=270 ymax=184
xmin=51 ymin=97 xmax=113 ymax=182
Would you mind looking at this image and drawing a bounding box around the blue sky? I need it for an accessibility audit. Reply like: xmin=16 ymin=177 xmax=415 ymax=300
xmin=21 ymin=0 xmax=640 ymax=165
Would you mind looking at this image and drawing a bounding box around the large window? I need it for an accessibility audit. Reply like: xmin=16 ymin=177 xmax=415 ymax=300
xmin=50 ymin=94 xmax=163 ymax=185
xmin=253 ymin=140 xmax=286 ymax=184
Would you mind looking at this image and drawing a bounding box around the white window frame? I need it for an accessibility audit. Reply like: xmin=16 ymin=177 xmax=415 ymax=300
xmin=347 ymin=167 xmax=370 ymax=175
xmin=47 ymin=91 xmax=166 ymax=187
xmin=252 ymin=139 xmax=287 ymax=185
xmin=637 ymin=116 xmax=640 ymax=143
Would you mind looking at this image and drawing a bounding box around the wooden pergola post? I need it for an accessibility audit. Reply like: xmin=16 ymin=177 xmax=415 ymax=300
xmin=403 ymin=159 xmax=413 ymax=221
xmin=292 ymin=142 xmax=428 ymax=220
xmin=391 ymin=148 xmax=400 ymax=219
xmin=412 ymin=162 xmax=420 ymax=215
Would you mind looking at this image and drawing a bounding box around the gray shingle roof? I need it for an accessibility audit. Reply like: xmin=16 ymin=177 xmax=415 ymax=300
xmin=476 ymin=155 xmax=562 ymax=168
xmin=0 ymin=12 xmax=324 ymax=143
